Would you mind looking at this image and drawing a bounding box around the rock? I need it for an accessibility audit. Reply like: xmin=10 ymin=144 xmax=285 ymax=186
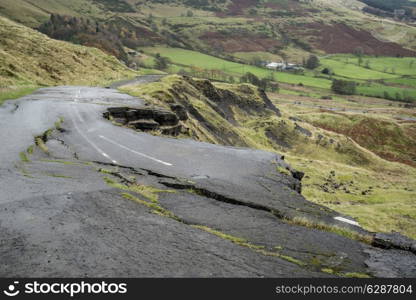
xmin=161 ymin=125 xmax=183 ymax=136
xmin=125 ymin=110 xmax=139 ymax=121
xmin=170 ymin=103 xmax=188 ymax=121
xmin=153 ymin=110 xmax=179 ymax=126
xmin=129 ymin=120 xmax=159 ymax=131
xmin=113 ymin=118 xmax=127 ymax=125
xmin=291 ymin=170 xmax=305 ymax=181
xmin=294 ymin=123 xmax=312 ymax=137
xmin=373 ymin=232 xmax=416 ymax=254
xmin=105 ymin=106 xmax=183 ymax=135
xmin=107 ymin=107 xmax=129 ymax=118
xmin=364 ymin=248 xmax=416 ymax=278
xmin=107 ymin=107 xmax=129 ymax=114
xmin=134 ymin=108 xmax=156 ymax=119
xmin=289 ymin=116 xmax=302 ymax=122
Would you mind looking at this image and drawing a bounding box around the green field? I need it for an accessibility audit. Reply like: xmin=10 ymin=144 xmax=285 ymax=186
xmin=319 ymin=55 xmax=416 ymax=100
xmin=385 ymin=77 xmax=416 ymax=88
xmin=141 ymin=47 xmax=416 ymax=102
xmin=326 ymin=54 xmax=416 ymax=76
xmin=141 ymin=47 xmax=332 ymax=89
xmin=356 ymin=83 xmax=416 ymax=100
xmin=319 ymin=58 xmax=399 ymax=80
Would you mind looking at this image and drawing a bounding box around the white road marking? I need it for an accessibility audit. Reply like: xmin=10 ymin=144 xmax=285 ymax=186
xmin=74 ymin=89 xmax=81 ymax=103
xmin=70 ymin=106 xmax=118 ymax=164
xmin=72 ymin=104 xmax=86 ymax=123
xmin=334 ymin=216 xmax=360 ymax=226
xmin=98 ymin=135 xmax=173 ymax=167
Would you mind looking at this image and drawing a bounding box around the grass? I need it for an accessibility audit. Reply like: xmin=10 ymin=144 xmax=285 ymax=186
xmin=0 ymin=0 xmax=108 ymax=27
xmin=141 ymin=47 xmax=416 ymax=101
xmin=343 ymin=272 xmax=372 ymax=278
xmin=19 ymin=151 xmax=30 ymax=163
xmin=286 ymin=155 xmax=416 ymax=238
xmin=26 ymin=145 xmax=34 ymax=155
xmin=321 ymin=268 xmax=371 ymax=278
xmin=33 ymin=117 xmax=65 ymax=154
xmin=41 ymin=159 xmax=84 ymax=165
xmin=44 ymin=173 xmax=73 ymax=179
xmin=277 ymin=166 xmax=291 ymax=176
xmin=320 ymin=58 xmax=399 ymax=80
xmin=385 ymin=77 xmax=416 ymax=88
xmin=0 ymin=16 xmax=136 ymax=89
xmin=141 ymin=47 xmax=332 ymax=89
xmin=192 ymin=225 xmax=306 ymax=267
xmin=102 ymin=172 xmax=178 ymax=218
xmin=35 ymin=137 xmax=49 ymax=153
xmin=328 ymin=54 xmax=416 ymax=76
xmin=121 ymin=192 xmax=177 ymax=218
xmin=0 ymin=86 xmax=39 ymax=106
xmin=284 ymin=216 xmax=374 ymax=245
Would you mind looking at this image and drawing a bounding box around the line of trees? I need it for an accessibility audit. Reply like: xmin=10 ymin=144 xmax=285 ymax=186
xmin=38 ymin=14 xmax=160 ymax=63
xmin=331 ymin=79 xmax=357 ymax=95
xmin=240 ymin=72 xmax=279 ymax=92
xmin=39 ymin=15 xmax=128 ymax=62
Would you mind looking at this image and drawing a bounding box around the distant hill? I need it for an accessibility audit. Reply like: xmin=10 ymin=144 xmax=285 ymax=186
xmin=1 ymin=0 xmax=415 ymax=61
xmin=0 ymin=16 xmax=135 ymax=88
xmin=360 ymin=0 xmax=416 ymax=14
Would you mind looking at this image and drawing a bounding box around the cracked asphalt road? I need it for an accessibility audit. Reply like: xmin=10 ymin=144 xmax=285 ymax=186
xmin=0 ymin=77 xmax=415 ymax=277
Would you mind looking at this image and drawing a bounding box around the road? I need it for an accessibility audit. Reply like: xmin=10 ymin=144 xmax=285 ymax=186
xmin=0 ymin=77 xmax=415 ymax=277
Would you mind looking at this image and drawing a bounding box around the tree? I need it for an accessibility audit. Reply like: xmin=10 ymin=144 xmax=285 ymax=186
xmin=147 ymin=13 xmax=154 ymax=23
xmin=187 ymin=10 xmax=194 ymax=17
xmin=354 ymin=46 xmax=364 ymax=57
xmin=395 ymin=92 xmax=402 ymax=101
xmin=154 ymin=53 xmax=170 ymax=70
xmin=251 ymin=56 xmax=263 ymax=67
xmin=240 ymin=72 xmax=261 ymax=86
xmin=305 ymin=55 xmax=319 ymax=69
xmin=150 ymin=23 xmax=158 ymax=32
xmin=269 ymin=81 xmax=279 ymax=92
xmin=321 ymin=68 xmax=333 ymax=75
xmin=331 ymin=79 xmax=357 ymax=95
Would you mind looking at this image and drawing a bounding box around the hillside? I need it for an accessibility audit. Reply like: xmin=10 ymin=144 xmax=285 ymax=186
xmin=3 ymin=0 xmax=415 ymax=105
xmin=0 ymin=15 xmax=136 ymax=89
xmin=120 ymin=75 xmax=416 ymax=238
xmin=1 ymin=0 xmax=416 ymax=59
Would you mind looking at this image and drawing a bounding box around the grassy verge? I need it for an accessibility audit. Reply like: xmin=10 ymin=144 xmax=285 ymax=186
xmin=0 ymin=86 xmax=40 ymax=106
